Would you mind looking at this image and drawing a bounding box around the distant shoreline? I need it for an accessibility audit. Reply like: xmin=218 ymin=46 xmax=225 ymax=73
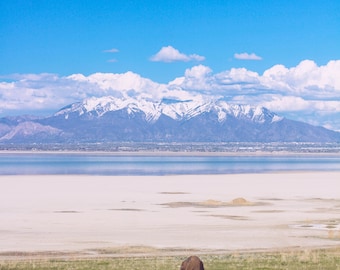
xmin=1 ymin=141 xmax=339 ymax=155
xmin=1 ymin=149 xmax=340 ymax=156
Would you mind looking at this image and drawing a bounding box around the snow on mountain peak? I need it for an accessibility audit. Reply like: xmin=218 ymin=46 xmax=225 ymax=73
xmin=55 ymin=96 xmax=282 ymax=124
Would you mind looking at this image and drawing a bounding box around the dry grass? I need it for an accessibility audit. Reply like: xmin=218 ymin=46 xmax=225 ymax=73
xmin=1 ymin=247 xmax=340 ymax=270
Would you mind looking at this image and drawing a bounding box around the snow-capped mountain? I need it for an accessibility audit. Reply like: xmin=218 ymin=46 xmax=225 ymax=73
xmin=0 ymin=96 xmax=339 ymax=143
xmin=54 ymin=96 xmax=283 ymax=124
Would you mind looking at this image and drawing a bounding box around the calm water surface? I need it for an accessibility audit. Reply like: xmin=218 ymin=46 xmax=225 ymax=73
xmin=1 ymin=153 xmax=340 ymax=175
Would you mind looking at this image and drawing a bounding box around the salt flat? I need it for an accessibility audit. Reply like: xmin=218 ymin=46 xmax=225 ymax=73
xmin=0 ymin=172 xmax=339 ymax=258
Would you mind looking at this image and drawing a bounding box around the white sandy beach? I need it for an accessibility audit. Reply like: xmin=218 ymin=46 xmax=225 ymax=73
xmin=0 ymin=172 xmax=339 ymax=258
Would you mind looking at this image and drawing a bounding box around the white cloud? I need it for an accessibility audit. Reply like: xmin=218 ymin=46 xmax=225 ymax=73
xmin=103 ymin=48 xmax=119 ymax=53
xmin=1 ymin=59 xmax=340 ymax=130
xmin=150 ymin=46 xmax=205 ymax=62
xmin=216 ymin=68 xmax=260 ymax=86
xmin=166 ymin=60 xmax=340 ymax=130
xmin=168 ymin=65 xmax=214 ymax=91
xmin=169 ymin=65 xmax=261 ymax=92
xmin=67 ymin=71 xmax=167 ymax=99
xmin=234 ymin=52 xmax=262 ymax=60
xmin=184 ymin=65 xmax=212 ymax=78
xmin=0 ymin=72 xmax=165 ymax=114
xmin=261 ymin=60 xmax=340 ymax=97
xmin=0 ymin=74 xmax=79 ymax=113
xmin=261 ymin=95 xmax=312 ymax=111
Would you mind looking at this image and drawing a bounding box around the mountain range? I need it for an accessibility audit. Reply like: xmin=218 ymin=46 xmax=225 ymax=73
xmin=1 ymin=96 xmax=339 ymax=143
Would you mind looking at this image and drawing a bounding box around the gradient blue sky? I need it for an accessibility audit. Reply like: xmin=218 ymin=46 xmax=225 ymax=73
xmin=2 ymin=0 xmax=339 ymax=81
xmin=1 ymin=0 xmax=340 ymax=130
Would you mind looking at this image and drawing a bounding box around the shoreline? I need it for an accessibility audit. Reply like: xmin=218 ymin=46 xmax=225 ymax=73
xmin=1 ymin=245 xmax=340 ymax=262
xmin=1 ymin=172 xmax=339 ymax=261
xmin=1 ymin=149 xmax=340 ymax=156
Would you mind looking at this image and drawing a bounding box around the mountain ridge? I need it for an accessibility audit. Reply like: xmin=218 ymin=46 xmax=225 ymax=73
xmin=54 ymin=96 xmax=283 ymax=124
xmin=0 ymin=96 xmax=339 ymax=143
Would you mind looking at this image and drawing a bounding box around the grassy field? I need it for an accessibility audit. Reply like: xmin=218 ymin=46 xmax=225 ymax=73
xmin=1 ymin=247 xmax=340 ymax=270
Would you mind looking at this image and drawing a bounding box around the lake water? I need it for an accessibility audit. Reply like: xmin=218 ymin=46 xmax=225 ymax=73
xmin=1 ymin=153 xmax=340 ymax=175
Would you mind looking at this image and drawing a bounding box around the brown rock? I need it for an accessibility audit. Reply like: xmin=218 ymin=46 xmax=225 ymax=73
xmin=180 ymin=255 xmax=204 ymax=270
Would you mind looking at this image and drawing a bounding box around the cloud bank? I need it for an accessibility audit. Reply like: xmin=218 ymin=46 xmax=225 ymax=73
xmin=1 ymin=60 xmax=340 ymax=131
xmin=150 ymin=46 xmax=205 ymax=62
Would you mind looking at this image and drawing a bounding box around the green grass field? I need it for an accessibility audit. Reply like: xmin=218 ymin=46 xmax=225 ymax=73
xmin=1 ymin=247 xmax=340 ymax=270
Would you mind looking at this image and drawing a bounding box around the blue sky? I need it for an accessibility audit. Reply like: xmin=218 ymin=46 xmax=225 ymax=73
xmin=1 ymin=0 xmax=340 ymax=131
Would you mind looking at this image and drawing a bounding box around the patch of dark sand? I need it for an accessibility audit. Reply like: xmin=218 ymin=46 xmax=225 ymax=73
xmin=305 ymin=198 xmax=340 ymax=203
xmin=161 ymin=197 xmax=267 ymax=208
xmin=90 ymin=245 xmax=200 ymax=255
xmin=201 ymin=199 xmax=226 ymax=206
xmin=206 ymin=214 xmax=250 ymax=220
xmin=257 ymin=197 xmax=284 ymax=201
xmin=158 ymin=191 xmax=190 ymax=195
xmin=298 ymin=218 xmax=340 ymax=226
xmin=0 ymin=250 xmax=84 ymax=259
xmin=0 ymin=246 xmax=199 ymax=260
xmin=252 ymin=210 xmax=285 ymax=213
xmin=290 ymin=218 xmax=340 ymax=239
xmin=108 ymin=208 xmax=145 ymax=211
xmin=54 ymin=210 xmax=81 ymax=213
xmin=308 ymin=207 xmax=340 ymax=214
xmin=296 ymin=232 xmax=340 ymax=241
xmin=159 ymin=201 xmax=226 ymax=208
